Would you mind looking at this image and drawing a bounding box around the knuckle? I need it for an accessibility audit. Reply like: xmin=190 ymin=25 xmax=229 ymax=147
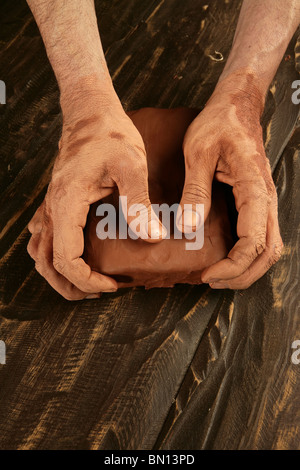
xmin=254 ymin=235 xmax=267 ymax=256
xmin=272 ymin=240 xmax=283 ymax=263
xmin=183 ymin=182 xmax=210 ymax=203
xmin=127 ymin=189 xmax=150 ymax=209
xmin=185 ymin=144 xmax=213 ymax=167
xmin=53 ymin=251 xmax=67 ymax=275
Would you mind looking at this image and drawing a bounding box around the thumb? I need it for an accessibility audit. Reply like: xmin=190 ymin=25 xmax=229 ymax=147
xmin=176 ymin=158 xmax=215 ymax=233
xmin=117 ymin=165 xmax=167 ymax=243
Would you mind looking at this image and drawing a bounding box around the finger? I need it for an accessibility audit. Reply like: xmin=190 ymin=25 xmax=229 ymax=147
xmin=202 ymin=177 xmax=270 ymax=282
xmin=52 ymin=195 xmax=118 ymax=293
xmin=28 ymin=202 xmax=45 ymax=234
xmin=176 ymin=151 xmax=215 ymax=233
xmin=33 ymin=224 xmax=94 ymax=300
xmin=209 ymin=202 xmax=283 ymax=289
xmin=116 ymin=160 xmax=167 ymax=242
xmin=27 ymin=221 xmax=93 ymax=300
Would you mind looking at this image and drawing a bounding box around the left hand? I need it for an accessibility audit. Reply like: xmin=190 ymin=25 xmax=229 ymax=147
xmin=177 ymin=72 xmax=283 ymax=289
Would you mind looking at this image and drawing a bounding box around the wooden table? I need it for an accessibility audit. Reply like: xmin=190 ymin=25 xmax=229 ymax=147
xmin=0 ymin=0 xmax=299 ymax=450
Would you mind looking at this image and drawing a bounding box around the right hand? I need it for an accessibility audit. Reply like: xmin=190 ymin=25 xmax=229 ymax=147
xmin=27 ymin=91 xmax=165 ymax=300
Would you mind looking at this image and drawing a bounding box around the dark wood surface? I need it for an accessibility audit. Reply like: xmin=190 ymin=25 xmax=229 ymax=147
xmin=0 ymin=0 xmax=299 ymax=450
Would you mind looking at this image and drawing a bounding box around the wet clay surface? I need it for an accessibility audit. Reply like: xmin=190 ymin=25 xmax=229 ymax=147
xmin=0 ymin=0 xmax=299 ymax=451
xmin=84 ymin=107 xmax=233 ymax=288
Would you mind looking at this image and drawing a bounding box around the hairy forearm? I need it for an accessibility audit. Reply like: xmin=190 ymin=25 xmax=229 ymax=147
xmin=27 ymin=0 xmax=120 ymax=114
xmin=218 ymin=0 xmax=300 ymax=96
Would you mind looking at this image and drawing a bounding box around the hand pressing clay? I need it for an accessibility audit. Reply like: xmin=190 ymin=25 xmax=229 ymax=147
xmin=83 ymin=107 xmax=233 ymax=289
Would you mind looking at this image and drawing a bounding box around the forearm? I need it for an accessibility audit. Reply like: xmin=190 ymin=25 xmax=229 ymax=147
xmin=218 ymin=0 xmax=300 ymax=98
xmin=27 ymin=0 xmax=121 ymax=115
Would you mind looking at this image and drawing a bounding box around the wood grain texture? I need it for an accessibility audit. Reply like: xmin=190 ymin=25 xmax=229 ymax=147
xmin=0 ymin=0 xmax=299 ymax=450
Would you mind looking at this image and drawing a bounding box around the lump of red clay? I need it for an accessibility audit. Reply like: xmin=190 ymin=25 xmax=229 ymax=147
xmin=83 ymin=107 xmax=233 ymax=289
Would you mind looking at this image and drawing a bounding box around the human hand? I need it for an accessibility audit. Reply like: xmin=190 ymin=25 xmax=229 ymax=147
xmin=27 ymin=87 xmax=165 ymax=300
xmin=178 ymin=71 xmax=283 ymax=289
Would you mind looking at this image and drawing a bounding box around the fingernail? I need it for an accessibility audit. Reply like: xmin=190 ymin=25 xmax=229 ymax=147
xmin=204 ymin=278 xmax=220 ymax=284
xmin=85 ymin=294 xmax=100 ymax=299
xmin=146 ymin=219 xmax=167 ymax=239
xmin=178 ymin=210 xmax=200 ymax=232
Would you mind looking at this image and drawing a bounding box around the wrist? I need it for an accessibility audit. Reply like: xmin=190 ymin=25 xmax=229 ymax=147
xmin=60 ymin=74 xmax=124 ymax=123
xmin=210 ymin=67 xmax=266 ymax=117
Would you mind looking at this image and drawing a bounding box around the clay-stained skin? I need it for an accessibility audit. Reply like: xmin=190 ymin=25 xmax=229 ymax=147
xmin=83 ymin=107 xmax=233 ymax=288
xmin=27 ymin=89 xmax=168 ymax=300
xmin=182 ymin=69 xmax=283 ymax=289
